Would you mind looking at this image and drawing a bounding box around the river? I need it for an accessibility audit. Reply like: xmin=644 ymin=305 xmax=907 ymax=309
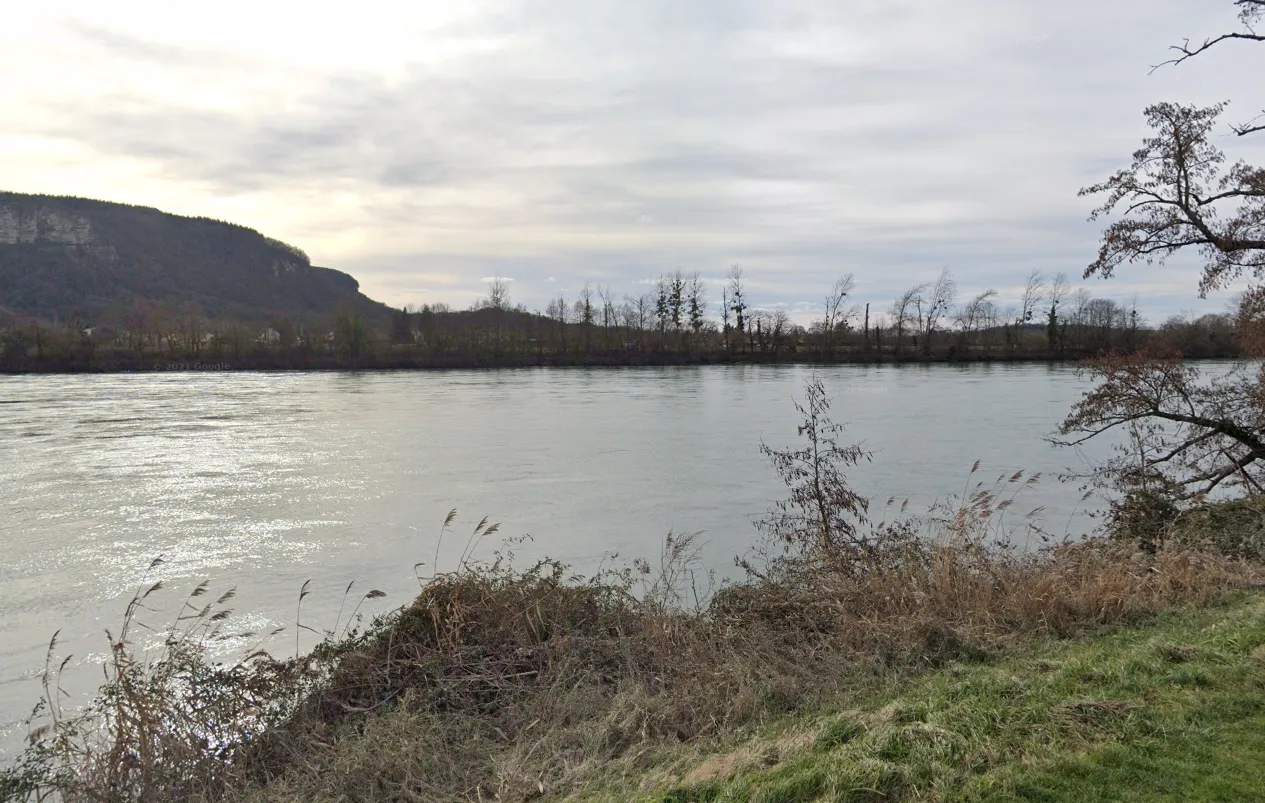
xmin=0 ymin=362 xmax=1146 ymax=755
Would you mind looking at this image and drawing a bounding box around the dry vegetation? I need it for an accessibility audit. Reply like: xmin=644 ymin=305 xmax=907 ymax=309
xmin=5 ymin=521 xmax=1257 ymax=803
xmin=223 ymin=537 xmax=1259 ymax=803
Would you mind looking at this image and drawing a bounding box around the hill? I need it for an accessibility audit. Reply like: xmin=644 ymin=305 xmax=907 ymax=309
xmin=0 ymin=192 xmax=393 ymax=326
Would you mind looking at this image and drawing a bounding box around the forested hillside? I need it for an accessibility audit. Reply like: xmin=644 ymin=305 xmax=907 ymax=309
xmin=0 ymin=192 xmax=391 ymax=326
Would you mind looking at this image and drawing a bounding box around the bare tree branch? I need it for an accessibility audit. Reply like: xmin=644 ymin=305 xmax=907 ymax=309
xmin=1053 ymin=352 xmax=1265 ymax=501
xmin=1151 ymin=31 xmax=1265 ymax=72
xmin=1080 ymin=103 xmax=1265 ymax=296
xmin=1147 ymin=1 xmax=1264 ymax=136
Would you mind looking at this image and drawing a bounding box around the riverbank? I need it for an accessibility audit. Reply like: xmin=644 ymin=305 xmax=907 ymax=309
xmin=3 ymin=530 xmax=1261 ymax=803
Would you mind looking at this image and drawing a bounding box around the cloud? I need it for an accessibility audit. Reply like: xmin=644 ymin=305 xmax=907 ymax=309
xmin=61 ymin=21 xmax=253 ymax=69
xmin=1 ymin=0 xmax=1262 ymax=321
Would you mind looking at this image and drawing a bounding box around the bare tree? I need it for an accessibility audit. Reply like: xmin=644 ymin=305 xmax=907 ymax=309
xmin=728 ymin=266 xmax=749 ymax=354
xmin=1151 ymin=1 xmax=1265 ymax=136
xmin=478 ymin=276 xmax=512 ymax=353
xmin=1019 ymin=270 xmax=1045 ymax=326
xmin=1084 ymin=298 xmax=1125 ymax=349
xmin=1080 ymin=102 xmax=1265 ymax=297
xmin=1046 ymin=272 xmax=1071 ymax=352
xmin=956 ymin=289 xmax=998 ymax=352
xmin=1060 ymin=5 xmax=1265 ymax=530
xmin=631 ymin=291 xmax=652 ymax=331
xmin=749 ymin=310 xmax=770 ymax=353
xmin=1007 ymin=270 xmax=1046 ymax=352
xmin=546 ymin=292 xmax=569 ymax=353
xmin=770 ymin=308 xmax=792 ymax=355
xmin=597 ymin=285 xmax=614 ymax=328
xmin=1118 ymin=10 xmax=1265 ymax=338
xmin=890 ymin=283 xmax=928 ymax=356
xmin=577 ymin=282 xmax=595 ymax=327
xmin=486 ymin=276 xmax=511 ymax=311
xmin=1071 ymin=287 xmax=1093 ymax=331
xmin=618 ymin=300 xmax=636 ymax=330
xmin=816 ymin=274 xmax=856 ymax=357
xmin=1055 ymin=353 xmax=1265 ymax=502
xmin=623 ymin=291 xmax=653 ymax=351
xmin=921 ymin=268 xmax=956 ymax=355
xmin=597 ymin=284 xmax=617 ymax=352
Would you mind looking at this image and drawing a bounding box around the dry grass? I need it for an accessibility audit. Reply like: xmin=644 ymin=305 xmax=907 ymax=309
xmin=235 ymin=531 xmax=1256 ymax=803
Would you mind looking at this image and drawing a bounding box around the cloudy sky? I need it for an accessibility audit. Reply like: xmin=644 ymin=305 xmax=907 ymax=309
xmin=2 ymin=0 xmax=1262 ymax=323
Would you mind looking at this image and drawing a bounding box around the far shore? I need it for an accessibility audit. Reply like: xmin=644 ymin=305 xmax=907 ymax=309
xmin=0 ymin=349 xmax=1241 ymax=376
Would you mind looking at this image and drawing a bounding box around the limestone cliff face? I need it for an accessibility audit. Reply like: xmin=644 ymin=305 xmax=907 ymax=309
xmin=0 ymin=204 xmax=119 ymax=265
xmin=0 ymin=192 xmax=390 ymax=325
xmin=0 ymin=205 xmax=96 ymax=246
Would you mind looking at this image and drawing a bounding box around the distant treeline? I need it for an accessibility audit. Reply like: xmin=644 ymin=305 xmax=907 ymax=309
xmin=0 ymin=268 xmax=1244 ymax=373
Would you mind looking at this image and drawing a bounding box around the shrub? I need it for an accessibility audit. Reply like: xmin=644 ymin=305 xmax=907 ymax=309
xmin=1168 ymin=496 xmax=1265 ymax=560
xmin=1106 ymin=487 xmax=1182 ymax=552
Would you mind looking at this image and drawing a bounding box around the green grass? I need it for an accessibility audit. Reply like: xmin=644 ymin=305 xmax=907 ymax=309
xmin=572 ymin=593 xmax=1265 ymax=803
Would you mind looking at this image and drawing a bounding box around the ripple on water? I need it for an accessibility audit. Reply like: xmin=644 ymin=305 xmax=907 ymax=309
xmin=0 ymin=364 xmax=1181 ymax=761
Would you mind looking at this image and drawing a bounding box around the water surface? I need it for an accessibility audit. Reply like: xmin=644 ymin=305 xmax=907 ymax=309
xmin=0 ymin=363 xmax=1132 ymax=754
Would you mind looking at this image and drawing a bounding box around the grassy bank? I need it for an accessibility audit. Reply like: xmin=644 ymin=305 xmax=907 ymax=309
xmin=595 ymin=591 xmax=1265 ymax=803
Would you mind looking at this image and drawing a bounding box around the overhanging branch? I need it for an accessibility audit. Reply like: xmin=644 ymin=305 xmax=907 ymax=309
xmin=1151 ymin=31 xmax=1265 ymax=72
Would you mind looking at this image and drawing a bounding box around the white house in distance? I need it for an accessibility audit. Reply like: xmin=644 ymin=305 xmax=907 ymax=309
xmin=258 ymin=327 xmax=281 ymax=345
